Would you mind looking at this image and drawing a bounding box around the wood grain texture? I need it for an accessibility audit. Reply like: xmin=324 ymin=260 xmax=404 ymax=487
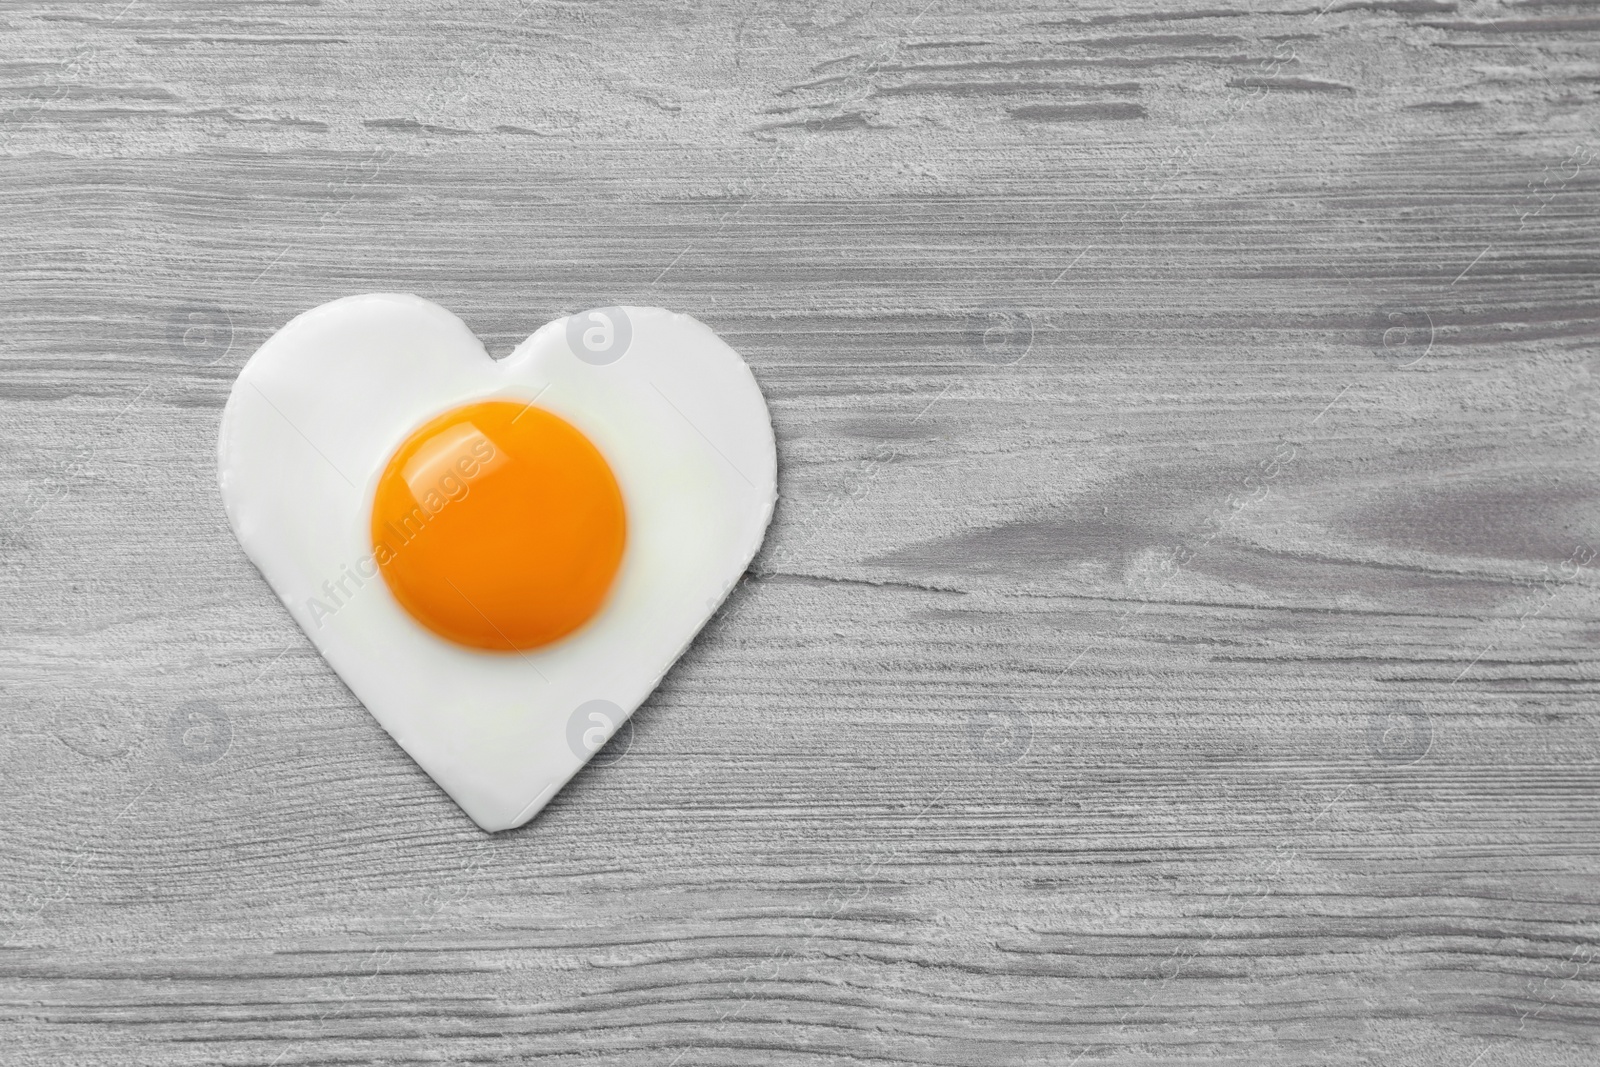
xmin=2 ymin=0 xmax=1598 ymax=1064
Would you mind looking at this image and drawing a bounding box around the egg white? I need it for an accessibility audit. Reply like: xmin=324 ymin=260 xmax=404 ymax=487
xmin=218 ymin=295 xmax=777 ymax=830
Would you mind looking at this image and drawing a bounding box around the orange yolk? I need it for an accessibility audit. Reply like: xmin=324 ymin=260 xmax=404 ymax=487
xmin=370 ymin=400 xmax=626 ymax=652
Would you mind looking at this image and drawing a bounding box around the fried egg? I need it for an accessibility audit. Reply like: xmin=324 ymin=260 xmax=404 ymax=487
xmin=218 ymin=295 xmax=777 ymax=831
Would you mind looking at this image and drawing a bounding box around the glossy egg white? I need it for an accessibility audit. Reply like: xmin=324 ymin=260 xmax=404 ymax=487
xmin=218 ymin=295 xmax=777 ymax=831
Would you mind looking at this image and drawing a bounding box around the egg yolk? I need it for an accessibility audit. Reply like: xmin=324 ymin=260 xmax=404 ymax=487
xmin=369 ymin=400 xmax=626 ymax=652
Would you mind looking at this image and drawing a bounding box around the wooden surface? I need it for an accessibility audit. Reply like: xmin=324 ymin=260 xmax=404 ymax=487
xmin=3 ymin=1 xmax=1598 ymax=1064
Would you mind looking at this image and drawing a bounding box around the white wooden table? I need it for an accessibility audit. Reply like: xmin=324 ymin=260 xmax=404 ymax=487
xmin=3 ymin=2 xmax=1597 ymax=1064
